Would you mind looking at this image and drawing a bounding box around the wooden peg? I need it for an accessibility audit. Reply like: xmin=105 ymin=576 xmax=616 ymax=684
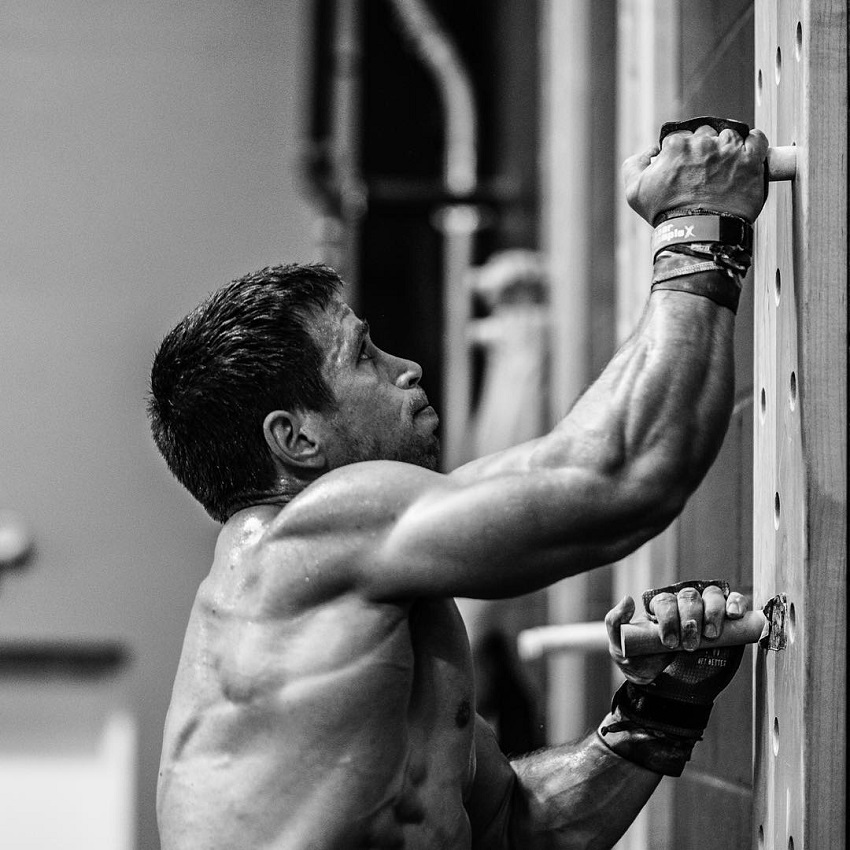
xmin=766 ymin=145 xmax=797 ymax=181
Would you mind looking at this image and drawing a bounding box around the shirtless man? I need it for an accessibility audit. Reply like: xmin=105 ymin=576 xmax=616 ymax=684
xmin=149 ymin=124 xmax=767 ymax=849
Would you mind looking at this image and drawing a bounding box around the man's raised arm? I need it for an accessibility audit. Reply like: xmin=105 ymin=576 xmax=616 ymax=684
xmin=454 ymin=123 xmax=767 ymax=497
xmin=329 ymin=125 xmax=767 ymax=602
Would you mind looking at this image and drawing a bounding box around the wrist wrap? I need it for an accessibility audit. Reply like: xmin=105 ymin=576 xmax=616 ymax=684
xmin=652 ymin=251 xmax=742 ymax=313
xmin=653 ymin=209 xmax=753 ymax=288
xmin=652 ymin=210 xmax=753 ymax=258
xmin=598 ymin=681 xmax=709 ymax=777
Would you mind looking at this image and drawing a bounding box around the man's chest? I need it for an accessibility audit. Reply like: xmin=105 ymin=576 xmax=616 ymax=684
xmin=406 ymin=600 xmax=477 ymax=782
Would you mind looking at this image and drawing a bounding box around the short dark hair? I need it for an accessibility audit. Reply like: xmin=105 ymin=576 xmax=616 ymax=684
xmin=148 ymin=263 xmax=342 ymax=522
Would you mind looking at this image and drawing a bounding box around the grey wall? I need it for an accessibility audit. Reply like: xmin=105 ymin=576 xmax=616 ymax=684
xmin=0 ymin=1 xmax=315 ymax=846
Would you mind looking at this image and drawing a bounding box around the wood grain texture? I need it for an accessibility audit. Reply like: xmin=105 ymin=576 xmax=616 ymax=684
xmin=753 ymin=1 xmax=847 ymax=848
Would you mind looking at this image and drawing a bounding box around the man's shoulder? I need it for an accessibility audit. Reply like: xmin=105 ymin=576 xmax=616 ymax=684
xmin=276 ymin=460 xmax=449 ymax=535
xmin=221 ymin=461 xmax=451 ymax=604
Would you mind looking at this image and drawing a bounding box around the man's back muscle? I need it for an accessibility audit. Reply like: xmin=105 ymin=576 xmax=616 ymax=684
xmin=157 ymin=502 xmax=476 ymax=849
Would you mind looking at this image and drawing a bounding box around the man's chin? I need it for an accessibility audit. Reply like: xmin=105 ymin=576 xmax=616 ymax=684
xmin=422 ymin=440 xmax=440 ymax=471
xmin=401 ymin=436 xmax=440 ymax=471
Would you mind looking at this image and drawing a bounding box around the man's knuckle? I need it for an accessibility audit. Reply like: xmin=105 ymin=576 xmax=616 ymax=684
xmin=651 ymin=593 xmax=676 ymax=613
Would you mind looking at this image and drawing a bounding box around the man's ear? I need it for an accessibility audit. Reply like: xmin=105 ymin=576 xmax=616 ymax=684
xmin=263 ymin=409 xmax=327 ymax=471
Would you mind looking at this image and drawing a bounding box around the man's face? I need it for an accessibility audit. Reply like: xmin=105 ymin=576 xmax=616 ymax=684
xmin=309 ymin=297 xmax=440 ymax=470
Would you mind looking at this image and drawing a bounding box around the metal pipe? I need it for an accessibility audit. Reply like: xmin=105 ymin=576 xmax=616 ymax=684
xmin=387 ymin=0 xmax=479 ymax=470
xmin=518 ymin=621 xmax=609 ymax=661
xmin=539 ymin=0 xmax=594 ymax=748
xmin=300 ymin=0 xmax=366 ymax=306
xmin=329 ymin=0 xmax=367 ymax=305
xmin=386 ymin=0 xmax=477 ymax=195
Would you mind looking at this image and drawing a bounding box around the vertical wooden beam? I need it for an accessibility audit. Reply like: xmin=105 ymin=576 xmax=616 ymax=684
xmin=753 ymin=2 xmax=847 ymax=848
xmin=615 ymin=0 xmax=681 ymax=338
xmin=613 ymin=0 xmax=681 ymax=613
xmin=539 ymin=0 xmax=593 ymax=746
xmin=613 ymin=2 xmax=681 ymax=847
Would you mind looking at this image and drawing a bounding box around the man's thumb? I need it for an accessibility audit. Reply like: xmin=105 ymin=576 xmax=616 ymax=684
xmin=622 ymin=144 xmax=659 ymax=190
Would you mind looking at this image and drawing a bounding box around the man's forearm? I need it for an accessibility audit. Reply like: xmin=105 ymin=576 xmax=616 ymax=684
xmin=444 ymin=279 xmax=737 ymax=578
xmin=507 ymin=732 xmax=662 ymax=850
xmin=531 ymin=279 xmax=736 ymax=519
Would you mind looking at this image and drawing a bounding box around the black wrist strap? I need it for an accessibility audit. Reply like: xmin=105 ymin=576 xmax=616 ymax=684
xmin=651 ymin=255 xmax=742 ymax=313
xmin=598 ymin=682 xmax=712 ymax=777
xmin=617 ymin=681 xmax=713 ymax=732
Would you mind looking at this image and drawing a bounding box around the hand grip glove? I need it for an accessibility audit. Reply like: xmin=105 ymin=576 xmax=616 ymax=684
xmin=638 ymin=579 xmax=745 ymax=706
xmin=598 ymin=580 xmax=745 ymax=776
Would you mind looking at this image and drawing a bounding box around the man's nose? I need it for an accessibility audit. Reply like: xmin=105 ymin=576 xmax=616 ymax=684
xmin=394 ymin=356 xmax=422 ymax=388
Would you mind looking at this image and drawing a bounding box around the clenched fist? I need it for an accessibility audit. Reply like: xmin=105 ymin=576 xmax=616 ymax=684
xmin=623 ymin=124 xmax=769 ymax=225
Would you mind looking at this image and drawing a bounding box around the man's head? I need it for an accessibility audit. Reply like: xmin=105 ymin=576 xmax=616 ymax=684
xmin=148 ymin=263 xmax=439 ymax=522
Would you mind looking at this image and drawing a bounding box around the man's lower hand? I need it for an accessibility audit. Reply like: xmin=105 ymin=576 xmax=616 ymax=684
xmin=604 ymin=580 xmax=749 ymax=689
xmin=599 ymin=580 xmax=750 ymax=775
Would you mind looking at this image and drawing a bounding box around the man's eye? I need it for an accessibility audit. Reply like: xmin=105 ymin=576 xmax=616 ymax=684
xmin=359 ymin=345 xmax=373 ymax=361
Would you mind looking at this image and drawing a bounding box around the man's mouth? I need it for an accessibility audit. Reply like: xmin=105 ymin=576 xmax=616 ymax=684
xmin=412 ymin=396 xmax=436 ymax=418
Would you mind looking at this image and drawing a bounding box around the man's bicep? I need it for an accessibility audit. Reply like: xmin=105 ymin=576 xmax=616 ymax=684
xmin=467 ymin=716 xmax=518 ymax=850
xmin=369 ymin=464 xmax=665 ymax=601
xmin=447 ymin=436 xmax=544 ymax=484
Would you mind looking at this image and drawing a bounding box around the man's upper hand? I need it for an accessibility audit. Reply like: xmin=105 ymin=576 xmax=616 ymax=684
xmin=622 ymin=124 xmax=770 ymax=225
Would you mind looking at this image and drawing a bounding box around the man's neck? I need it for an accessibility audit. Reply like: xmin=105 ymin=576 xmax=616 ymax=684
xmin=226 ymin=476 xmax=315 ymax=518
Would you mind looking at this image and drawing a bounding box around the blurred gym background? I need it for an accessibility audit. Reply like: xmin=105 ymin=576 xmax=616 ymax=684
xmin=0 ymin=2 xmax=755 ymax=848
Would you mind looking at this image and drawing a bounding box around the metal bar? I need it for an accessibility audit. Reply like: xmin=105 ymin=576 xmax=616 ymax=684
xmin=387 ymin=0 xmax=479 ymax=471
xmin=518 ymin=621 xmax=609 ymax=661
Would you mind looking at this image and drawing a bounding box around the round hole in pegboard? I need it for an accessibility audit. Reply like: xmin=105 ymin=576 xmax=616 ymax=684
xmin=757 ymin=68 xmax=763 ymax=104
xmin=758 ymin=825 xmax=765 ymax=849
xmin=789 ymin=371 xmax=797 ymax=410
xmin=795 ymin=21 xmax=802 ymax=61
xmin=760 ymin=387 xmax=767 ymax=421
xmin=772 ymin=716 xmax=780 ymax=755
xmin=775 ymin=46 xmax=782 ymax=84
xmin=774 ymin=492 xmax=781 ymax=529
xmin=788 ymin=602 xmax=796 ymax=643
xmin=775 ymin=268 xmax=782 ymax=305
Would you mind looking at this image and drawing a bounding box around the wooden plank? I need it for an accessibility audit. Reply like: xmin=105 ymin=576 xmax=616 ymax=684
xmin=753 ymin=1 xmax=847 ymax=848
xmin=540 ymin=0 xmax=594 ymax=748
xmin=613 ymin=2 xmax=681 ymax=846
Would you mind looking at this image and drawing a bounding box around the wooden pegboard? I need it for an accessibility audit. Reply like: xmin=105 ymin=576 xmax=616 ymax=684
xmin=753 ymin=1 xmax=847 ymax=848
